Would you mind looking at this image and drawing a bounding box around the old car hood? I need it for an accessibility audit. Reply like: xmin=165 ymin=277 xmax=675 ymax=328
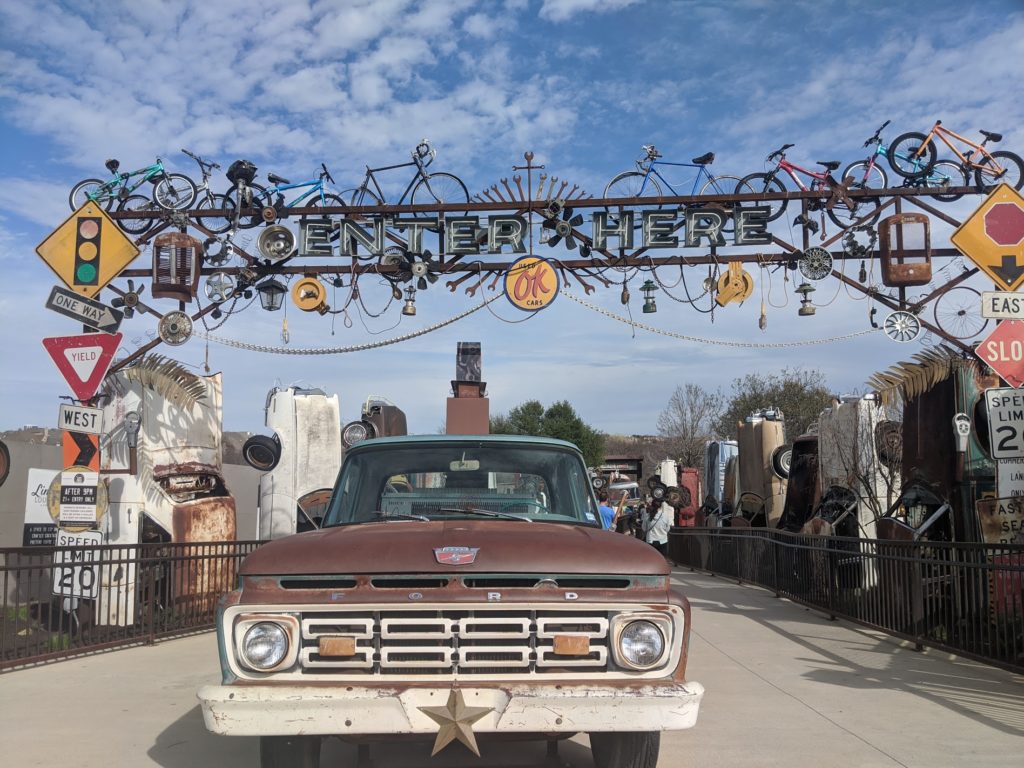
xmin=241 ymin=520 xmax=670 ymax=576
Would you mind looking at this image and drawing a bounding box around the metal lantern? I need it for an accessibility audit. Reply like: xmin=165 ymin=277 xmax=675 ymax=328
xmin=795 ymin=282 xmax=816 ymax=316
xmin=402 ymin=286 xmax=417 ymax=316
xmin=641 ymin=279 xmax=658 ymax=313
xmin=151 ymin=232 xmax=202 ymax=301
xmin=257 ymin=279 xmax=288 ymax=311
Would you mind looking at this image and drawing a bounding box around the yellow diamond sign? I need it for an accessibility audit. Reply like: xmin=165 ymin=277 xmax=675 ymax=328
xmin=950 ymin=183 xmax=1024 ymax=291
xmin=36 ymin=202 xmax=140 ymax=298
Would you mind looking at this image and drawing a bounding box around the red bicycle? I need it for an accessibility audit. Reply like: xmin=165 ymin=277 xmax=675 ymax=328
xmin=737 ymin=144 xmax=881 ymax=227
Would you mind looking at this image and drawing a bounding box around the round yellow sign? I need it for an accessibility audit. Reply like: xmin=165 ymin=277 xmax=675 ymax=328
xmin=504 ymin=256 xmax=559 ymax=311
xmin=47 ymin=465 xmax=108 ymax=532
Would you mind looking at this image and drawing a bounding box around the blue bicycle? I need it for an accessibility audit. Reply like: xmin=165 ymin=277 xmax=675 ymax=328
xmin=604 ymin=145 xmax=749 ymax=231
xmin=225 ymin=162 xmax=342 ymax=228
xmin=841 ymin=120 xmax=968 ymax=203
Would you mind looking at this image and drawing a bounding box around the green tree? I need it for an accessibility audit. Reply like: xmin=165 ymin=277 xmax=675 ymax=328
xmin=715 ymin=368 xmax=833 ymax=441
xmin=491 ymin=400 xmax=605 ymax=467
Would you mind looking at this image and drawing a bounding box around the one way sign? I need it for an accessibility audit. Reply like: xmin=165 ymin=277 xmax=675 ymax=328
xmin=45 ymin=285 xmax=123 ymax=334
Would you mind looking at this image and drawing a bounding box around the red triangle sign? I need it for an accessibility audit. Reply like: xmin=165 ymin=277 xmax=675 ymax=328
xmin=42 ymin=333 xmax=123 ymax=401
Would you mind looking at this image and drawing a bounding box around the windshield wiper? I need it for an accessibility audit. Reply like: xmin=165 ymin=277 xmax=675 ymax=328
xmin=437 ymin=507 xmax=532 ymax=522
xmin=372 ymin=510 xmax=430 ymax=522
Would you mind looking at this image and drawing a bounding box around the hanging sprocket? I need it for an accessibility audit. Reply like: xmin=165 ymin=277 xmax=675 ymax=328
xmin=883 ymin=310 xmax=921 ymax=342
xmin=799 ymin=246 xmax=833 ymax=281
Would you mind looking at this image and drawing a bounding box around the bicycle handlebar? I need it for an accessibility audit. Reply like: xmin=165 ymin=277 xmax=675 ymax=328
xmin=767 ymin=143 xmax=794 ymax=160
xmin=642 ymin=144 xmax=662 ymax=159
xmin=321 ymin=162 xmax=335 ymax=184
xmin=181 ymin=148 xmax=221 ymax=170
xmin=864 ymin=120 xmax=891 ymax=146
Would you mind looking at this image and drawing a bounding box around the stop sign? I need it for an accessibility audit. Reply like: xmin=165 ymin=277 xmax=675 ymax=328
xmin=977 ymin=319 xmax=1024 ymax=387
xmin=985 ymin=203 xmax=1024 ymax=246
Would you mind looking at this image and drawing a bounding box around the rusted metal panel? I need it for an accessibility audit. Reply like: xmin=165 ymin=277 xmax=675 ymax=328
xmin=879 ymin=213 xmax=932 ymax=287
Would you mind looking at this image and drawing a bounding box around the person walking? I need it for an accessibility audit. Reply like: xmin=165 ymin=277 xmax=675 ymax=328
xmin=643 ymin=499 xmax=671 ymax=554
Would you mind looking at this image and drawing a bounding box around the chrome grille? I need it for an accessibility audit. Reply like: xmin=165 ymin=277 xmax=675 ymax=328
xmin=297 ymin=608 xmax=610 ymax=677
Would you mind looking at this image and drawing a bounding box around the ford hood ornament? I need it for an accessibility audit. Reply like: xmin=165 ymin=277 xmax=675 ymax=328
xmin=434 ymin=546 xmax=479 ymax=565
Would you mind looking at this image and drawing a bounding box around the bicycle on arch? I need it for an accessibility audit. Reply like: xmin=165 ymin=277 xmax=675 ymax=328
xmin=841 ymin=120 xmax=969 ymax=204
xmin=340 ymin=139 xmax=469 ymax=216
xmin=604 ymin=144 xmax=749 ymax=232
xmin=225 ymin=162 xmax=342 ymax=229
xmin=69 ymin=156 xmax=196 ymax=213
xmin=737 ymin=143 xmax=882 ymax=228
xmin=886 ymin=120 xmax=1024 ymax=192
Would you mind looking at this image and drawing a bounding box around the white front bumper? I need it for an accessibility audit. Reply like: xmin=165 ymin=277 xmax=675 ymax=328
xmin=198 ymin=681 xmax=704 ymax=736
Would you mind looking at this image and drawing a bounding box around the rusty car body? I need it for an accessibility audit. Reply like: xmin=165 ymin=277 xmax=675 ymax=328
xmin=198 ymin=434 xmax=703 ymax=768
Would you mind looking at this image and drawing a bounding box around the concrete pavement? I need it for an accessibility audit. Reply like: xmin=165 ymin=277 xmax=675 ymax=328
xmin=0 ymin=569 xmax=1021 ymax=767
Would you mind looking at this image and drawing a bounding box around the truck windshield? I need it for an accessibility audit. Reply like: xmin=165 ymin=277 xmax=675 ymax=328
xmin=322 ymin=442 xmax=601 ymax=527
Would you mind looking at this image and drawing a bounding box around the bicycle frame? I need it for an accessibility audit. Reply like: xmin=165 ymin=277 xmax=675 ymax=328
xmin=772 ymin=157 xmax=829 ymax=190
xmin=99 ymin=161 xmax=165 ymax=198
xmin=635 ymin=159 xmax=714 ymax=196
xmin=358 ymin=156 xmax=428 ymax=205
xmin=916 ymin=122 xmax=992 ymax=169
xmin=262 ymin=178 xmax=328 ymax=207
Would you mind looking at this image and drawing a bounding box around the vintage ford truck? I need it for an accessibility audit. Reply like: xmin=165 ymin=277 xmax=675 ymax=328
xmin=199 ymin=434 xmax=703 ymax=767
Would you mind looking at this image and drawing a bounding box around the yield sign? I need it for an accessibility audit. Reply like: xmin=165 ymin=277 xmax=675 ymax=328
xmin=951 ymin=184 xmax=1024 ymax=291
xmin=976 ymin=320 xmax=1024 ymax=387
xmin=35 ymin=201 xmax=140 ymax=298
xmin=42 ymin=332 xmax=123 ymax=401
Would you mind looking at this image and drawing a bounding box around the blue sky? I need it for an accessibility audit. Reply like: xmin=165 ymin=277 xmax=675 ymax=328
xmin=1 ymin=0 xmax=1022 ymax=436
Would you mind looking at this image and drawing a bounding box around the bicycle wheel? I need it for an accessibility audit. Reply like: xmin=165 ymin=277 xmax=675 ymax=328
xmin=699 ymin=174 xmax=745 ymax=235
xmin=339 ymin=187 xmax=384 ymax=207
xmin=887 ymin=132 xmax=936 ymax=178
xmin=69 ymin=178 xmax=113 ymax=211
xmin=411 ymin=172 xmax=469 ymax=216
xmin=224 ymin=182 xmax=268 ymax=229
xmin=933 ymin=286 xmax=988 ymax=340
xmin=305 ymin=193 xmax=346 ymax=218
xmin=926 ymin=160 xmax=969 ymax=202
xmin=605 ymin=171 xmax=661 ymax=233
xmin=153 ymin=173 xmax=197 ymax=210
xmin=116 ymin=194 xmax=158 ymax=235
xmin=737 ymin=173 xmax=786 ymax=221
xmin=194 ymin=192 xmax=233 ymax=234
xmin=840 ymin=160 xmax=887 ymax=190
xmin=975 ymin=150 xmax=1024 ymax=192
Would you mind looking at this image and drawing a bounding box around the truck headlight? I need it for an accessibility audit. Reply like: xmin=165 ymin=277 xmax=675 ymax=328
xmin=611 ymin=613 xmax=673 ymax=671
xmin=241 ymin=622 xmax=288 ymax=670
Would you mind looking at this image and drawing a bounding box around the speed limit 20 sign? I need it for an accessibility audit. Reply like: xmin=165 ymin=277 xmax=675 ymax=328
xmin=984 ymin=387 xmax=1024 ymax=459
xmin=51 ymin=528 xmax=102 ymax=599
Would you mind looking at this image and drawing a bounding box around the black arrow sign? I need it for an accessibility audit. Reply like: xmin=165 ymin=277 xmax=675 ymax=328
xmin=69 ymin=431 xmax=97 ymax=468
xmin=44 ymin=285 xmax=124 ymax=334
xmin=992 ymin=255 xmax=1024 ymax=287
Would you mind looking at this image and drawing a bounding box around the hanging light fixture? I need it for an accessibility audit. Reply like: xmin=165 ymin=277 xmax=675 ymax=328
xmin=256 ymin=278 xmax=287 ymax=311
xmin=620 ymin=281 xmax=630 ymax=305
xmin=402 ymin=286 xmax=417 ymax=316
xmin=795 ymin=282 xmax=816 ymax=316
xmin=641 ymin=279 xmax=658 ymax=313
xmin=858 ymin=260 xmax=868 ymax=283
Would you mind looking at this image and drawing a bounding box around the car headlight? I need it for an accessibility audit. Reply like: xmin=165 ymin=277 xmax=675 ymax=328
xmin=241 ymin=622 xmax=289 ymax=670
xmin=619 ymin=620 xmax=665 ymax=668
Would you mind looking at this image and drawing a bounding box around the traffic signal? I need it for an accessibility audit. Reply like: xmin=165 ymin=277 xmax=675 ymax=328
xmin=74 ymin=217 xmax=101 ymax=287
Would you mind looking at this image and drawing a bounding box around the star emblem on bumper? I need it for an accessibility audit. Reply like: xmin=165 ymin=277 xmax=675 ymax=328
xmin=418 ymin=688 xmax=494 ymax=756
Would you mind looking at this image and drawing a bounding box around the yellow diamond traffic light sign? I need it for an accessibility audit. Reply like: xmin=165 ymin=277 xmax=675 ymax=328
xmin=951 ymin=183 xmax=1024 ymax=291
xmin=36 ymin=202 xmax=140 ymax=298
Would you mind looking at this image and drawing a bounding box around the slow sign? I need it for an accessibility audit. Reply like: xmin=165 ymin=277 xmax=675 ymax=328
xmin=976 ymin=320 xmax=1024 ymax=388
xmin=984 ymin=387 xmax=1024 ymax=460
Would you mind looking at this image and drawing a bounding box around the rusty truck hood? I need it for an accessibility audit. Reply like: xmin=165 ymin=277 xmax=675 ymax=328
xmin=241 ymin=520 xmax=669 ymax=576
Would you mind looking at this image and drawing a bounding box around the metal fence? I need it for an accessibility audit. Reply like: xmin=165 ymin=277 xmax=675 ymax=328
xmin=668 ymin=528 xmax=1024 ymax=673
xmin=1 ymin=540 xmax=261 ymax=670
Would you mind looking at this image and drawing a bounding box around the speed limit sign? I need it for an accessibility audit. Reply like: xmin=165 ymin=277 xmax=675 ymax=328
xmin=984 ymin=387 xmax=1024 ymax=459
xmin=51 ymin=528 xmax=102 ymax=599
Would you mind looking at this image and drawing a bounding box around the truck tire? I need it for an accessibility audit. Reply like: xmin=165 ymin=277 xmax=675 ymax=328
xmin=243 ymin=434 xmax=281 ymax=471
xmin=260 ymin=736 xmax=321 ymax=768
xmin=590 ymin=732 xmax=660 ymax=768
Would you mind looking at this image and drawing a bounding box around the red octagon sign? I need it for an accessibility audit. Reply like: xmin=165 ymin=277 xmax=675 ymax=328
xmin=985 ymin=203 xmax=1024 ymax=246
xmin=977 ymin=319 xmax=1024 ymax=388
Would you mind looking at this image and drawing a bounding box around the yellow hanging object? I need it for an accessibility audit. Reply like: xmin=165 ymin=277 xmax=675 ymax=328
xmin=715 ymin=261 xmax=754 ymax=306
xmin=281 ymin=316 xmax=290 ymax=344
xmin=292 ymin=276 xmax=330 ymax=314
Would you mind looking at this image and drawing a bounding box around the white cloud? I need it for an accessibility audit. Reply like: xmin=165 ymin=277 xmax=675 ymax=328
xmin=539 ymin=0 xmax=642 ymax=23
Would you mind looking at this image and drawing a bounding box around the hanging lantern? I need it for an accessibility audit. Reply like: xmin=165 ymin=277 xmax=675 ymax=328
xmin=402 ymin=286 xmax=417 ymax=316
xmin=795 ymin=282 xmax=816 ymax=316
xmin=641 ymin=280 xmax=658 ymax=314
xmin=257 ymin=279 xmax=288 ymax=311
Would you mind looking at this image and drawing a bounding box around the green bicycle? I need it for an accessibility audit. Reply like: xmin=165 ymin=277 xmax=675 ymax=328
xmin=68 ymin=157 xmax=196 ymax=212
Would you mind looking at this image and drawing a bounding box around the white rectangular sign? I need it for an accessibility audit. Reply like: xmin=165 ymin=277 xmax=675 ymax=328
xmin=52 ymin=529 xmax=102 ymax=599
xmin=24 ymin=467 xmax=58 ymax=546
xmin=59 ymin=470 xmax=99 ymax=524
xmin=984 ymin=387 xmax=1024 ymax=459
xmin=982 ymin=291 xmax=1024 ymax=320
xmin=997 ymin=457 xmax=1024 ymax=498
xmin=58 ymin=403 xmax=103 ymax=435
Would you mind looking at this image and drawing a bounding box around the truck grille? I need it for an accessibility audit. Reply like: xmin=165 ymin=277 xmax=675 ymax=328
xmin=297 ymin=608 xmax=609 ymax=678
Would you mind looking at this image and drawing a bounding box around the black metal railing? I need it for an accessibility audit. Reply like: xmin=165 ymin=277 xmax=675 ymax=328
xmin=1 ymin=540 xmax=261 ymax=670
xmin=668 ymin=528 xmax=1024 ymax=673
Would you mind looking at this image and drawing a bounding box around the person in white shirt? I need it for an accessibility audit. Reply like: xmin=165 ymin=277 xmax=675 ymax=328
xmin=643 ymin=499 xmax=671 ymax=555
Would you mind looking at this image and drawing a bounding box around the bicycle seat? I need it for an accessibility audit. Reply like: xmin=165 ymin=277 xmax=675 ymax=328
xmin=105 ymin=159 xmax=120 ymax=173
xmin=266 ymin=173 xmax=290 ymax=185
xmin=692 ymin=152 xmax=715 ymax=165
xmin=980 ymin=130 xmax=1003 ymax=142
xmin=816 ymin=160 xmax=841 ymax=171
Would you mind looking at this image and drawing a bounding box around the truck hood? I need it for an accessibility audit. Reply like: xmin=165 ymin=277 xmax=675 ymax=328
xmin=241 ymin=520 xmax=669 ymax=576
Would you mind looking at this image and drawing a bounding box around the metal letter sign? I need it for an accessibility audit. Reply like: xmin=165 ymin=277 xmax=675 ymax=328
xmin=35 ymin=201 xmax=140 ymax=298
xmin=45 ymin=285 xmax=124 ymax=334
xmin=51 ymin=528 xmax=103 ymax=599
xmin=976 ymin=319 xmax=1024 ymax=388
xmin=42 ymin=332 xmax=123 ymax=401
xmin=58 ymin=403 xmax=103 ymax=435
xmin=950 ymin=183 xmax=1024 ymax=291
xmin=984 ymin=387 xmax=1024 ymax=459
xmin=982 ymin=291 xmax=1024 ymax=320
